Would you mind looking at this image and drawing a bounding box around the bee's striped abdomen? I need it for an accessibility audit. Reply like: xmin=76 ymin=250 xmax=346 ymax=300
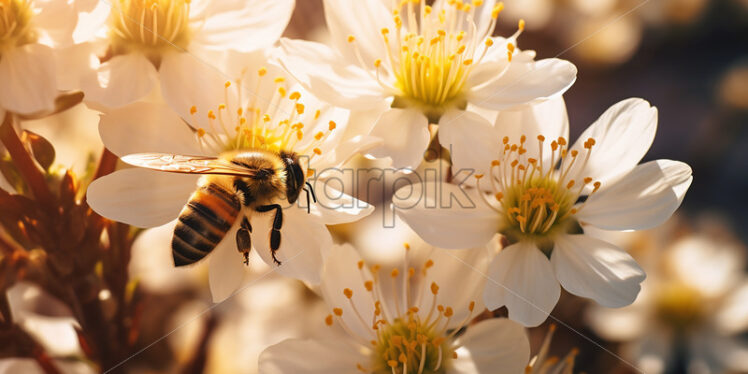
xmin=172 ymin=183 xmax=240 ymax=266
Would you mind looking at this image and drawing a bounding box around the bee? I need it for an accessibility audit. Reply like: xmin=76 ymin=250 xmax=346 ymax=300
xmin=121 ymin=150 xmax=317 ymax=267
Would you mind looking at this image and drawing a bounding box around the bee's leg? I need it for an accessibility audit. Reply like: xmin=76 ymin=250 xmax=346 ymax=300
xmin=236 ymin=217 xmax=252 ymax=266
xmin=304 ymin=187 xmax=311 ymax=214
xmin=256 ymin=204 xmax=283 ymax=265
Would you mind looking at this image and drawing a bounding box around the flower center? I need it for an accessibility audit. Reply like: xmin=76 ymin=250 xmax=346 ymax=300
xmin=346 ymin=0 xmax=521 ymax=119
xmin=0 ymin=0 xmax=36 ymax=52
xmin=654 ymin=282 xmax=704 ymax=331
xmin=474 ymin=135 xmax=602 ymax=241
xmin=373 ymin=316 xmax=450 ymax=374
xmin=325 ymin=245 xmax=476 ymax=374
xmin=108 ymin=0 xmax=191 ymax=61
xmin=189 ymin=68 xmax=335 ymax=168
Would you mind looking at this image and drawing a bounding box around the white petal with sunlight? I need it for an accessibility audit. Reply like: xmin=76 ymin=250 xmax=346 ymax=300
xmin=552 ymin=234 xmax=646 ymax=308
xmin=394 ymin=182 xmax=500 ymax=249
xmin=578 ymin=160 xmax=692 ymax=231
xmin=452 ymin=318 xmax=531 ymax=374
xmin=87 ymin=168 xmax=199 ymax=228
xmin=484 ymin=241 xmax=560 ymax=327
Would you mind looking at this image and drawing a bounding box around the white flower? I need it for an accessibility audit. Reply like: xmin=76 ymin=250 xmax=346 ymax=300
xmin=278 ymin=0 xmax=577 ymax=169
xmin=87 ymin=60 xmax=378 ymax=302
xmin=395 ymin=98 xmax=693 ymax=326
xmin=7 ymin=282 xmax=83 ymax=358
xmin=0 ymin=0 xmax=93 ymax=115
xmin=259 ymin=243 xmax=530 ymax=374
xmin=587 ymin=234 xmax=748 ymax=374
xmin=75 ymin=0 xmax=294 ymax=107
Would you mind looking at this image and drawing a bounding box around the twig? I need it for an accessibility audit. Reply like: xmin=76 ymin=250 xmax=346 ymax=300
xmin=0 ymin=113 xmax=54 ymax=206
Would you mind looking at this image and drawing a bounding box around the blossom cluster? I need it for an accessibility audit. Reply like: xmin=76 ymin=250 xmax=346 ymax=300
xmin=0 ymin=0 xmax=701 ymax=373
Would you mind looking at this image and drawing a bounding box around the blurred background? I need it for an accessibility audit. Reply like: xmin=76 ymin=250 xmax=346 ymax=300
xmin=4 ymin=0 xmax=747 ymax=373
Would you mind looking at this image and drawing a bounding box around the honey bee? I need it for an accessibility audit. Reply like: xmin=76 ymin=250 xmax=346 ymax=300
xmin=121 ymin=150 xmax=316 ymax=267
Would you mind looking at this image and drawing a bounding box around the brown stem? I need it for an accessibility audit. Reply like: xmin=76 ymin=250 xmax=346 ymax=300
xmin=0 ymin=230 xmax=18 ymax=255
xmin=93 ymin=148 xmax=119 ymax=180
xmin=32 ymin=347 xmax=63 ymax=374
xmin=179 ymin=314 xmax=218 ymax=374
xmin=0 ymin=291 xmax=12 ymax=327
xmin=0 ymin=113 xmax=54 ymax=206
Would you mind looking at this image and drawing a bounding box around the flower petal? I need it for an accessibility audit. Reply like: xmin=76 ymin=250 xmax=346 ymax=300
xmin=452 ymin=318 xmax=531 ymax=374
xmin=492 ymin=97 xmax=569 ymax=165
xmin=99 ymin=102 xmax=203 ymax=157
xmin=311 ymin=135 xmax=383 ymax=171
xmin=366 ymin=108 xmax=430 ymax=169
xmin=395 ymin=182 xmax=500 ymax=249
xmin=419 ymin=246 xmax=493 ymax=329
xmin=577 ymin=160 xmax=692 ymax=231
xmin=307 ymin=183 xmax=374 ymax=225
xmin=251 ymin=205 xmax=331 ymax=284
xmin=323 ymin=0 xmax=393 ymax=66
xmin=320 ymin=244 xmax=376 ymax=341
xmin=484 ymin=241 xmax=560 ymax=327
xmin=0 ymin=44 xmax=57 ymax=115
xmin=259 ymin=338 xmax=366 ymax=374
xmin=667 ymin=237 xmax=744 ymax=298
xmin=33 ymin=0 xmax=79 ymax=48
xmin=438 ymin=108 xmax=501 ymax=175
xmin=86 ymin=168 xmax=199 ymax=228
xmin=468 ymin=58 xmax=577 ymax=111
xmin=208 ymin=224 xmax=247 ymax=302
xmin=191 ymin=0 xmax=294 ymax=52
xmin=586 ymin=302 xmax=649 ymax=341
xmin=552 ymin=234 xmax=645 ymax=308
xmin=83 ymin=52 xmax=158 ymax=108
xmin=159 ymin=52 xmax=238 ymax=130
xmin=279 ymin=38 xmax=386 ymax=110
xmin=564 ymin=98 xmax=658 ymax=185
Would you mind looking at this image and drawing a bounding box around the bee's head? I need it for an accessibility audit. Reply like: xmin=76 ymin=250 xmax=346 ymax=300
xmin=280 ymin=152 xmax=305 ymax=204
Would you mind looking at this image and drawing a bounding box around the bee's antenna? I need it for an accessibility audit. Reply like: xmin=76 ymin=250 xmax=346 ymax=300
xmin=305 ymin=181 xmax=317 ymax=203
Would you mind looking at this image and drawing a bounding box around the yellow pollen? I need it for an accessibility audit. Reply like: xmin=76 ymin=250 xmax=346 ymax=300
xmin=519 ymin=19 xmax=526 ymax=30
xmin=391 ymin=268 xmax=399 ymax=278
xmin=431 ymin=282 xmax=439 ymax=295
xmin=313 ymin=148 xmax=321 ymax=155
xmin=347 ymin=35 xmax=356 ymax=43
xmin=107 ymin=0 xmax=191 ymax=58
xmin=328 ymin=121 xmax=337 ymax=130
xmin=224 ymin=81 xmax=231 ymax=88
xmin=258 ymin=67 xmax=267 ymax=76
xmin=333 ymin=308 xmax=343 ymax=316
xmin=325 ymin=314 xmax=333 ymax=326
xmin=357 ymin=260 xmax=364 ymax=270
xmin=364 ymin=281 xmax=374 ymax=291
xmin=344 ymin=288 xmax=353 ymax=299
xmin=289 ymin=91 xmax=301 ymax=100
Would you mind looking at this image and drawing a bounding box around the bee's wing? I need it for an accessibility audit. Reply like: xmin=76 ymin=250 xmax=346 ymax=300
xmin=121 ymin=153 xmax=258 ymax=177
